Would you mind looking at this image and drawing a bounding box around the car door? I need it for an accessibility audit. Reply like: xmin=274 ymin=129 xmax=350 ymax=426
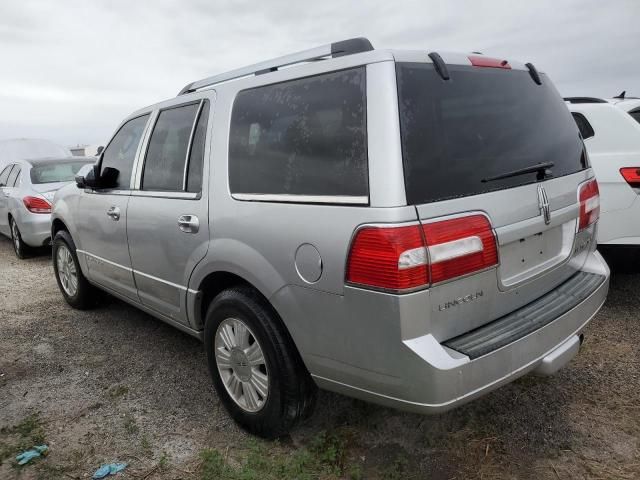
xmin=0 ymin=164 xmax=16 ymax=236
xmin=75 ymin=113 xmax=151 ymax=301
xmin=126 ymin=97 xmax=212 ymax=324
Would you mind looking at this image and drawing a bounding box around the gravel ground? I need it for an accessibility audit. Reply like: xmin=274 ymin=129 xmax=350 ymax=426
xmin=1 ymin=235 xmax=638 ymax=479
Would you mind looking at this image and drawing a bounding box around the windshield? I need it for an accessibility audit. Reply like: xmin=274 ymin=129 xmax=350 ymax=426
xmin=30 ymin=161 xmax=93 ymax=185
xmin=396 ymin=63 xmax=587 ymax=204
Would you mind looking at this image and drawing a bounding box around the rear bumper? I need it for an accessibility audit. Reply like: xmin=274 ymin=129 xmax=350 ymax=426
xmin=310 ymin=250 xmax=609 ymax=414
xmin=15 ymin=211 xmax=52 ymax=247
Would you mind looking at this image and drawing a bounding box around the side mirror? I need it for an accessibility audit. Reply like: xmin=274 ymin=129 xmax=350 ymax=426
xmin=99 ymin=167 xmax=119 ymax=189
xmin=76 ymin=165 xmax=99 ymax=189
xmin=96 ymin=146 xmax=104 ymax=155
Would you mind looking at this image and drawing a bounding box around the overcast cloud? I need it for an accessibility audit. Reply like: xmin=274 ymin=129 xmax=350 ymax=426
xmin=0 ymin=0 xmax=638 ymax=146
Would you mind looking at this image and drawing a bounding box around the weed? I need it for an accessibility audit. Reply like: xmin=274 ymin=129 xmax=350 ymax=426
xmin=199 ymin=429 xmax=354 ymax=480
xmin=123 ymin=414 xmax=139 ymax=435
xmin=108 ymin=385 xmax=129 ymax=399
xmin=141 ymin=434 xmax=153 ymax=456
xmin=0 ymin=413 xmax=47 ymax=464
xmin=158 ymin=451 xmax=169 ymax=471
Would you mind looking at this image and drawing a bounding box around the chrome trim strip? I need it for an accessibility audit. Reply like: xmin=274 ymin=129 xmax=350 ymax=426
xmin=76 ymin=249 xmax=133 ymax=272
xmin=232 ymin=193 xmax=368 ymax=205
xmin=129 ymin=190 xmax=200 ymax=200
xmin=133 ymin=269 xmax=187 ymax=291
xmin=183 ymin=100 xmax=204 ymax=190
xmin=77 ymin=251 xmax=198 ymax=293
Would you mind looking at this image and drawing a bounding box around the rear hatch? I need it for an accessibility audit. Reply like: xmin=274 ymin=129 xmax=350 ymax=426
xmin=396 ymin=58 xmax=597 ymax=340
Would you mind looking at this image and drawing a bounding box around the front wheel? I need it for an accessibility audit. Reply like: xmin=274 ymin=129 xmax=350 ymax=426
xmin=52 ymin=230 xmax=97 ymax=309
xmin=204 ymin=287 xmax=316 ymax=438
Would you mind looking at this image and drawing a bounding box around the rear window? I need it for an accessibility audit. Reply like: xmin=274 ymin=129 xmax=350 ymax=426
xmin=571 ymin=112 xmax=595 ymax=139
xmin=229 ymin=68 xmax=368 ymax=201
xmin=629 ymin=108 xmax=640 ymax=125
xmin=397 ymin=63 xmax=586 ymax=204
xmin=30 ymin=161 xmax=93 ymax=184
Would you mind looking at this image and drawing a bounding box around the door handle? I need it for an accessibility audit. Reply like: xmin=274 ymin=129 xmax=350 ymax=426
xmin=106 ymin=206 xmax=121 ymax=221
xmin=178 ymin=214 xmax=199 ymax=233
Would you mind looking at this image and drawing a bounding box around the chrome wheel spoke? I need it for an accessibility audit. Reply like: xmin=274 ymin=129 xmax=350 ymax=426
xmin=250 ymin=370 xmax=268 ymax=398
xmin=245 ymin=342 xmax=265 ymax=367
xmin=216 ymin=347 xmax=232 ymax=370
xmin=234 ymin=321 xmax=250 ymax=349
xmin=243 ymin=382 xmax=259 ymax=410
xmin=220 ymin=324 xmax=236 ymax=350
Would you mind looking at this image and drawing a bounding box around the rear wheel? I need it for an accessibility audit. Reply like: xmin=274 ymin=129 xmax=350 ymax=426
xmin=10 ymin=217 xmax=32 ymax=259
xmin=204 ymin=287 xmax=316 ymax=438
xmin=52 ymin=230 xmax=97 ymax=309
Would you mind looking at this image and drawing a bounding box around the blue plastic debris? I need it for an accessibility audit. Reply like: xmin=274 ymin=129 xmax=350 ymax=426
xmin=16 ymin=445 xmax=48 ymax=465
xmin=92 ymin=463 xmax=128 ymax=479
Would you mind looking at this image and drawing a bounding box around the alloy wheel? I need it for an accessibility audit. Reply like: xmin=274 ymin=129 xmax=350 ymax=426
xmin=214 ymin=318 xmax=269 ymax=412
xmin=56 ymin=244 xmax=78 ymax=297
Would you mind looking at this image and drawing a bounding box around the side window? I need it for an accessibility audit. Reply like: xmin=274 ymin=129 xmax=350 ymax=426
xmin=186 ymin=101 xmax=210 ymax=193
xmin=0 ymin=165 xmax=13 ymax=186
xmin=629 ymin=108 xmax=640 ymax=125
xmin=571 ymin=112 xmax=595 ymax=140
xmin=7 ymin=166 xmax=21 ymax=187
xmin=229 ymin=67 xmax=368 ymax=200
xmin=101 ymin=114 xmax=150 ymax=189
xmin=142 ymin=103 xmax=200 ymax=191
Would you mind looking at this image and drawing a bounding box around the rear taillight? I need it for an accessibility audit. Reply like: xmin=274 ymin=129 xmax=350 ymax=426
xmin=346 ymin=214 xmax=498 ymax=292
xmin=346 ymin=225 xmax=428 ymax=291
xmin=23 ymin=196 xmax=51 ymax=214
xmin=422 ymin=215 xmax=499 ymax=284
xmin=578 ymin=179 xmax=600 ymax=232
xmin=620 ymin=167 xmax=640 ymax=189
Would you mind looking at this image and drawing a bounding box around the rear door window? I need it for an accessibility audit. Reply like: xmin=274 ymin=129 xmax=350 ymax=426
xmin=7 ymin=166 xmax=20 ymax=187
xmin=0 ymin=165 xmax=13 ymax=186
xmin=396 ymin=63 xmax=586 ymax=204
xmin=571 ymin=113 xmax=595 ymax=139
xmin=101 ymin=114 xmax=150 ymax=189
xmin=142 ymin=103 xmax=200 ymax=191
xmin=229 ymin=67 xmax=368 ymax=201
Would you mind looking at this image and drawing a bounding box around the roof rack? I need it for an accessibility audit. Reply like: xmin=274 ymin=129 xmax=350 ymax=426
xmin=177 ymin=37 xmax=374 ymax=96
xmin=563 ymin=97 xmax=608 ymax=104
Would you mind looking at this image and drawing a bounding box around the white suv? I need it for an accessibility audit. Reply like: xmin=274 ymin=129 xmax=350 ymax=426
xmin=566 ymin=97 xmax=640 ymax=246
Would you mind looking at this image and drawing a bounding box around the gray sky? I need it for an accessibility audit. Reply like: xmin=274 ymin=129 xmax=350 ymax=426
xmin=1 ymin=0 xmax=638 ymax=147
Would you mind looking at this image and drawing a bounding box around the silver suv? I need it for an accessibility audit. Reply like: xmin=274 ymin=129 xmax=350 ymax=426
xmin=51 ymin=38 xmax=610 ymax=438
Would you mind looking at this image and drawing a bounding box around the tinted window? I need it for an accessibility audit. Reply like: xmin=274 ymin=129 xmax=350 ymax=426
xmin=101 ymin=114 xmax=150 ymax=189
xmin=0 ymin=165 xmax=14 ymax=186
xmin=629 ymin=109 xmax=640 ymax=125
xmin=397 ymin=64 xmax=586 ymax=204
xmin=229 ymin=68 xmax=367 ymax=199
xmin=187 ymin=101 xmax=210 ymax=193
xmin=143 ymin=103 xmax=199 ymax=191
xmin=30 ymin=161 xmax=92 ymax=184
xmin=571 ymin=112 xmax=595 ymax=139
xmin=7 ymin=166 xmax=20 ymax=187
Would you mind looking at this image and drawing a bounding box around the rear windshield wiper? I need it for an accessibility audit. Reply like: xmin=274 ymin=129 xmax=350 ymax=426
xmin=481 ymin=161 xmax=554 ymax=183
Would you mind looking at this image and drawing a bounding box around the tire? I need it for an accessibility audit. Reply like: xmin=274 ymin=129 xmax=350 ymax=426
xmin=52 ymin=230 xmax=97 ymax=310
xmin=10 ymin=217 xmax=32 ymax=259
xmin=204 ymin=286 xmax=317 ymax=438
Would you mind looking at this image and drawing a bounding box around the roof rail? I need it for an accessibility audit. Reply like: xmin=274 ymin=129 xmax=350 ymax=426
xmin=563 ymin=97 xmax=608 ymax=104
xmin=178 ymin=37 xmax=374 ymax=96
